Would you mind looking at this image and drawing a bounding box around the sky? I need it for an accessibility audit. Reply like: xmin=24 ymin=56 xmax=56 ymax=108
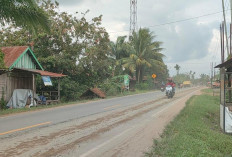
xmin=56 ymin=0 xmax=229 ymax=77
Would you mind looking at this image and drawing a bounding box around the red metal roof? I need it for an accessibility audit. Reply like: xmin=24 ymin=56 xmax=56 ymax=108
xmin=1 ymin=46 xmax=28 ymax=68
xmin=13 ymin=68 xmax=66 ymax=77
xmin=90 ymin=88 xmax=106 ymax=98
xmin=35 ymin=69 xmax=66 ymax=77
xmin=81 ymin=88 xmax=106 ymax=98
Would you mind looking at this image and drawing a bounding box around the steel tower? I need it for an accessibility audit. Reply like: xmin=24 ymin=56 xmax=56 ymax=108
xmin=130 ymin=0 xmax=137 ymax=36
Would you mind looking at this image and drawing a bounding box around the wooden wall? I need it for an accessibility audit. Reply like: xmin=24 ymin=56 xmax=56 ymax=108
xmin=2 ymin=72 xmax=33 ymax=101
xmin=0 ymin=73 xmax=7 ymax=101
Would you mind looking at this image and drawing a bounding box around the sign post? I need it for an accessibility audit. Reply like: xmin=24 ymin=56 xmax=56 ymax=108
xmin=152 ymin=74 xmax=157 ymax=79
xmin=152 ymin=74 xmax=157 ymax=89
xmin=124 ymin=75 xmax=130 ymax=90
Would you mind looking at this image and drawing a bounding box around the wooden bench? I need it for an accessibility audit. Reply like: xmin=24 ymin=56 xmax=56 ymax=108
xmin=37 ymin=91 xmax=60 ymax=105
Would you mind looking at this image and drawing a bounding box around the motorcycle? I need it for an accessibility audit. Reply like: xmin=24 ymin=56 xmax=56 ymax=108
xmin=165 ymin=85 xmax=174 ymax=98
xmin=160 ymin=85 xmax=165 ymax=92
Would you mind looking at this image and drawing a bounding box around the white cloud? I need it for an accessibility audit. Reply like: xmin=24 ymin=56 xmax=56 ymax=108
xmin=56 ymin=0 xmax=226 ymax=76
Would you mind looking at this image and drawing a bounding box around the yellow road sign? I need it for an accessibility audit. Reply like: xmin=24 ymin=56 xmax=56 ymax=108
xmin=152 ymin=74 xmax=156 ymax=78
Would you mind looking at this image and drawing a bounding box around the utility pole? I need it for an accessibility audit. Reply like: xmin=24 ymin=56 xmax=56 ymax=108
xmin=230 ymin=0 xmax=232 ymax=56
xmin=222 ymin=0 xmax=230 ymax=56
xmin=213 ymin=62 xmax=216 ymax=80
xmin=221 ymin=23 xmax=225 ymax=63
xmin=230 ymin=24 xmax=232 ymax=55
xmin=231 ymin=0 xmax=232 ymax=23
xmin=210 ymin=62 xmax=213 ymax=88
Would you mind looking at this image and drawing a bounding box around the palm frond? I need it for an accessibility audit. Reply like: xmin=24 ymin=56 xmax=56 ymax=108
xmin=141 ymin=59 xmax=152 ymax=67
xmin=130 ymin=54 xmax=139 ymax=60
xmin=0 ymin=0 xmax=50 ymax=34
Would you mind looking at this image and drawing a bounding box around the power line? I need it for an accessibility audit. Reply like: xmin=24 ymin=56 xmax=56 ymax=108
xmin=146 ymin=11 xmax=226 ymax=28
xmin=166 ymin=62 xmax=214 ymax=65
xmin=108 ymin=9 xmax=230 ymax=34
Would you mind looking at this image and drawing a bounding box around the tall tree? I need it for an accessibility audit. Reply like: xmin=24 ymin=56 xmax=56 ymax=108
xmin=199 ymin=73 xmax=210 ymax=85
xmin=192 ymin=72 xmax=196 ymax=80
xmin=0 ymin=0 xmax=50 ymax=68
xmin=0 ymin=0 xmax=50 ymax=33
xmin=0 ymin=49 xmax=5 ymax=68
xmin=122 ymin=28 xmax=165 ymax=83
xmin=110 ymin=36 xmax=128 ymax=60
xmin=174 ymin=64 xmax=180 ymax=75
xmin=0 ymin=1 xmax=113 ymax=100
xmin=110 ymin=36 xmax=131 ymax=76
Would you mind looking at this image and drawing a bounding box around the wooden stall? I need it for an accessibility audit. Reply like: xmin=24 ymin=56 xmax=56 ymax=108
xmin=215 ymin=58 xmax=232 ymax=133
xmin=0 ymin=46 xmax=66 ymax=104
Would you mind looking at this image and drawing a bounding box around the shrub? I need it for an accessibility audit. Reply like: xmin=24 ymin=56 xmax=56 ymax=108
xmin=60 ymin=77 xmax=88 ymax=102
xmin=135 ymin=83 xmax=149 ymax=90
xmin=0 ymin=87 xmax=7 ymax=110
xmin=99 ymin=81 xmax=121 ymax=96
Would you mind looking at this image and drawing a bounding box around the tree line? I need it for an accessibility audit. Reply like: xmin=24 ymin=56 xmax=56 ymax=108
xmin=0 ymin=0 xmax=168 ymax=101
xmin=173 ymin=64 xmax=210 ymax=86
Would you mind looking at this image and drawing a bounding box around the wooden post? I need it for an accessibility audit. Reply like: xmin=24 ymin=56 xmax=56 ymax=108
xmin=222 ymin=0 xmax=230 ymax=56
xmin=58 ymin=78 xmax=60 ymax=102
xmin=221 ymin=23 xmax=224 ymax=63
xmin=229 ymin=74 xmax=231 ymax=102
xmin=32 ymin=74 xmax=35 ymax=106
xmin=230 ymin=24 xmax=232 ymax=55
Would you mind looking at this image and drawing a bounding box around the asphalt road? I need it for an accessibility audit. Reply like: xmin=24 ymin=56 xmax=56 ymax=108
xmin=0 ymin=90 xmax=166 ymax=134
xmin=0 ymin=87 xmax=201 ymax=157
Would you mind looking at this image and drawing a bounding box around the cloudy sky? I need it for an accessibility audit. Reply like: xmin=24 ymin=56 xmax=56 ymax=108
xmin=56 ymin=0 xmax=228 ymax=77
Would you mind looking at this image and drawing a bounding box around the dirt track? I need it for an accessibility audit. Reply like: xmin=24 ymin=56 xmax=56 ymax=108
xmin=0 ymin=87 xmax=202 ymax=157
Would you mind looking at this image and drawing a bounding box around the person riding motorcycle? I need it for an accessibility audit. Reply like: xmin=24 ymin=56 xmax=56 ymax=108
xmin=166 ymin=78 xmax=176 ymax=93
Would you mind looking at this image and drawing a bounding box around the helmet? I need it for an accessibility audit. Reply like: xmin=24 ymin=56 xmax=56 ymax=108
xmin=167 ymin=77 xmax=173 ymax=82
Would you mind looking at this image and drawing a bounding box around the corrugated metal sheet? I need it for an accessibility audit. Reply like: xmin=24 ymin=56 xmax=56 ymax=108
xmin=1 ymin=46 xmax=43 ymax=70
xmin=13 ymin=68 xmax=66 ymax=77
xmin=90 ymin=88 xmax=106 ymax=98
xmin=1 ymin=46 xmax=28 ymax=68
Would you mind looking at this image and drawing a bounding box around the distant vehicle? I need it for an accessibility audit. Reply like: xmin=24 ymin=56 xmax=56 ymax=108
xmin=183 ymin=81 xmax=191 ymax=87
xmin=166 ymin=85 xmax=174 ymax=98
xmin=161 ymin=84 xmax=165 ymax=92
xmin=212 ymin=81 xmax=220 ymax=88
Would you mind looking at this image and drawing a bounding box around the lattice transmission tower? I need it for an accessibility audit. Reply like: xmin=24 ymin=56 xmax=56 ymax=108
xmin=130 ymin=0 xmax=137 ymax=36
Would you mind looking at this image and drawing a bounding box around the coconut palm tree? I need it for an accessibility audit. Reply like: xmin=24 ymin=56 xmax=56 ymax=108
xmin=110 ymin=36 xmax=131 ymax=76
xmin=0 ymin=0 xmax=50 ymax=33
xmin=122 ymin=28 xmax=165 ymax=83
xmin=110 ymin=36 xmax=128 ymax=60
xmin=174 ymin=64 xmax=180 ymax=75
xmin=192 ymin=72 xmax=196 ymax=79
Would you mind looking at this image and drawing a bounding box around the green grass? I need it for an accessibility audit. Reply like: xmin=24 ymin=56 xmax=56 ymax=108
xmin=145 ymin=92 xmax=232 ymax=157
xmin=201 ymin=88 xmax=213 ymax=94
xmin=0 ymin=89 xmax=154 ymax=116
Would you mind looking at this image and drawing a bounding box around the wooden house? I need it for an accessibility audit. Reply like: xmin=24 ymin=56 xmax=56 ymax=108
xmin=0 ymin=46 xmax=65 ymax=103
xmin=215 ymin=58 xmax=232 ymax=133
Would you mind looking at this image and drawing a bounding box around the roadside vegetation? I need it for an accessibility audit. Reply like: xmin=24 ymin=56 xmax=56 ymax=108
xmin=146 ymin=89 xmax=232 ymax=157
xmin=0 ymin=1 xmax=168 ymax=104
xmin=0 ymin=1 xmax=210 ymax=113
xmin=173 ymin=64 xmax=211 ymax=87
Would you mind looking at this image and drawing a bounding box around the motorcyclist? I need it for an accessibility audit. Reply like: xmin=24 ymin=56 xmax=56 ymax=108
xmin=160 ymin=81 xmax=165 ymax=92
xmin=166 ymin=78 xmax=176 ymax=93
